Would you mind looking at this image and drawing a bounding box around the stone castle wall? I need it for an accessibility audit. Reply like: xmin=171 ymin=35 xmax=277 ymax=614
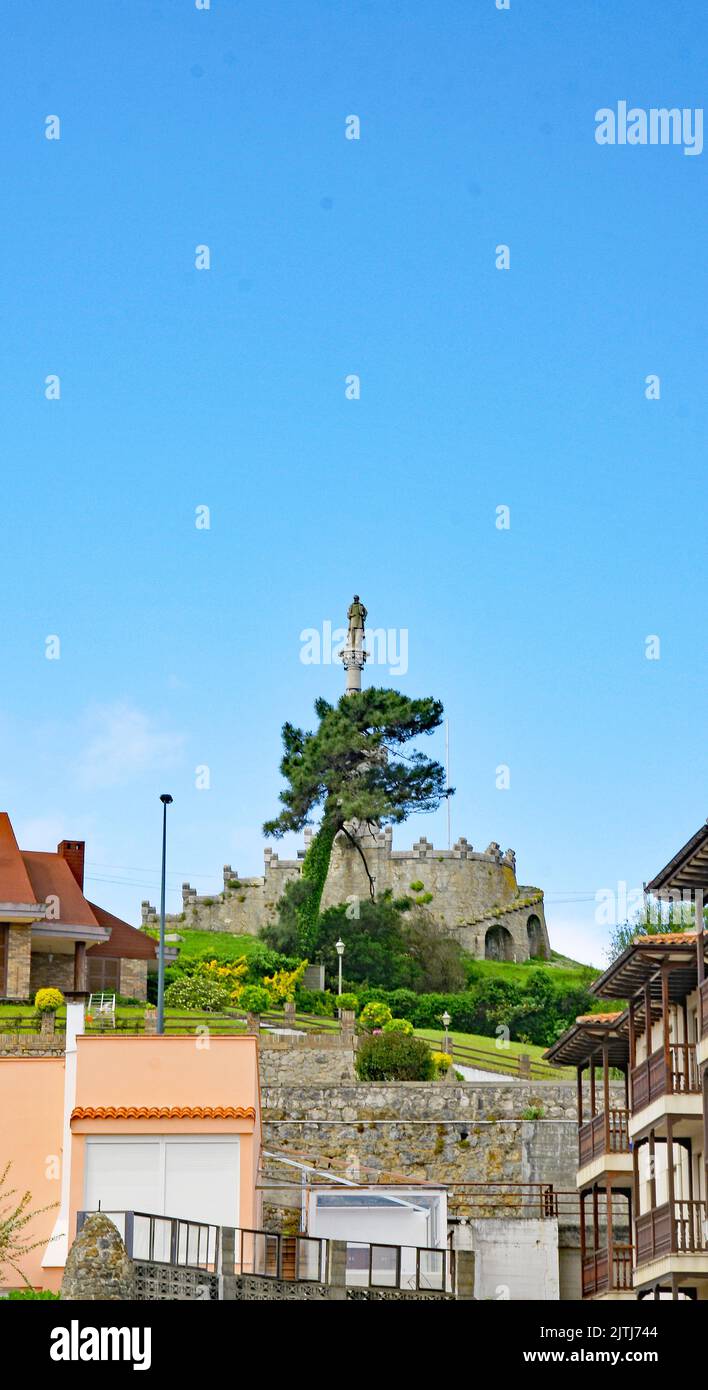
xmin=143 ymin=825 xmax=550 ymax=962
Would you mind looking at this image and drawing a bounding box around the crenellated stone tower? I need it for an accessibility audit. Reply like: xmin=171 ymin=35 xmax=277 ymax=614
xmin=142 ymin=596 xmax=551 ymax=963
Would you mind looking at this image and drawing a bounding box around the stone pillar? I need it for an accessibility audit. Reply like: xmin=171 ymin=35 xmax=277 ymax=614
xmin=144 ymin=1006 xmax=158 ymax=1035
xmin=340 ymin=1009 xmax=355 ymax=1041
xmin=455 ymin=1249 xmax=476 ymax=1300
xmin=40 ymin=1010 xmax=56 ymax=1039
xmin=60 ymin=1212 xmax=135 ymax=1300
xmin=518 ymin=1053 xmax=531 ymax=1079
xmin=283 ymin=1001 xmax=296 ymax=1028
xmin=246 ymin=1012 xmax=261 ymax=1035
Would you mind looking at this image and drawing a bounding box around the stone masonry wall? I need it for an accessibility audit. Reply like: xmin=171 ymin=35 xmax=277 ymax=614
xmin=260 ymin=1079 xmax=619 ymax=1229
xmin=119 ymin=959 xmax=148 ymax=1001
xmin=144 ymin=825 xmax=550 ymax=962
xmin=5 ymin=927 xmax=31 ymax=998
xmin=29 ymin=951 xmax=75 ymax=995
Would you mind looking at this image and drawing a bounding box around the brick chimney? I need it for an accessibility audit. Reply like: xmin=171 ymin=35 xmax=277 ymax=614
xmin=57 ymin=840 xmax=85 ymax=890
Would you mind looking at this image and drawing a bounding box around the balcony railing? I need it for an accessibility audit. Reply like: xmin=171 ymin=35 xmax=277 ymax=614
xmin=579 ymin=1108 xmax=630 ymax=1166
xmin=582 ymin=1244 xmax=633 ymax=1296
xmin=631 ymin=1044 xmax=699 ymax=1112
xmin=636 ymin=1200 xmax=708 ymax=1265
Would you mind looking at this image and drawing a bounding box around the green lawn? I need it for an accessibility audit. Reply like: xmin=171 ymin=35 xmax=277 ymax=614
xmin=0 ymin=1003 xmax=246 ymax=1035
xmin=415 ymin=1027 xmax=572 ymax=1077
xmin=145 ymin=928 xmax=267 ymax=962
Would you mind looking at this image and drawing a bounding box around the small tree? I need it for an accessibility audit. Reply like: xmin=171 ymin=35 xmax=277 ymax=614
xmin=0 ymin=1163 xmax=58 ymax=1288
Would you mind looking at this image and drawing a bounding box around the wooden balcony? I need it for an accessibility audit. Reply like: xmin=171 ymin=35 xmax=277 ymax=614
xmin=636 ymin=1200 xmax=708 ymax=1266
xmin=582 ymin=1244 xmax=633 ymax=1296
xmin=578 ymin=1108 xmax=630 ymax=1166
xmin=631 ymin=1044 xmax=699 ymax=1113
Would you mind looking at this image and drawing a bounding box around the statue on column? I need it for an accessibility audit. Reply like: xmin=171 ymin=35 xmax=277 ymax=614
xmin=347 ymin=595 xmax=367 ymax=651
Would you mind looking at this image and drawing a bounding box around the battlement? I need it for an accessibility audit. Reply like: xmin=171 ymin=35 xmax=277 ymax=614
xmin=140 ymin=826 xmax=548 ymax=965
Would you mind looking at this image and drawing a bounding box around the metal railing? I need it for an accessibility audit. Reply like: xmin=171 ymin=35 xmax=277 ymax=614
xmin=449 ymin=1181 xmax=580 ymax=1222
xmin=77 ymin=1209 xmax=220 ymax=1271
xmin=77 ymin=1212 xmax=454 ymax=1293
xmin=234 ymin=1227 xmax=327 ymax=1282
xmin=344 ymin=1241 xmax=452 ymax=1292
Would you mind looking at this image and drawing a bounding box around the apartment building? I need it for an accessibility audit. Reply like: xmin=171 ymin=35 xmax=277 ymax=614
xmin=546 ymin=819 xmax=708 ymax=1300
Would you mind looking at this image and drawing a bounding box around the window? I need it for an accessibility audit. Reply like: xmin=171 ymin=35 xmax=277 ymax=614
xmin=87 ymin=957 xmax=120 ymax=993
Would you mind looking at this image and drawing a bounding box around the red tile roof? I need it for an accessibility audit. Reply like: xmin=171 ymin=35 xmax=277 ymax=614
xmin=22 ymin=852 xmax=100 ymax=928
xmin=576 ymin=1012 xmax=624 ymax=1024
xmin=632 ymin=930 xmax=697 ymax=946
xmin=0 ymin=812 xmax=40 ymax=904
xmin=71 ymin=1106 xmax=256 ymax=1121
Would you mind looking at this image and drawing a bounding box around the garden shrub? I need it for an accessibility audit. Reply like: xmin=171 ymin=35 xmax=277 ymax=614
xmin=295 ymin=987 xmax=337 ymax=1016
xmin=382 ymin=1017 xmax=413 ymax=1036
xmin=237 ymin=984 xmax=271 ymax=1015
xmin=359 ymin=1001 xmax=393 ymax=1032
xmin=34 ymin=988 xmax=64 ymax=1015
xmin=355 ymin=1032 xmax=434 ymax=1081
xmin=164 ymin=975 xmax=230 ymax=1012
xmin=335 ymin=992 xmax=359 ymax=1013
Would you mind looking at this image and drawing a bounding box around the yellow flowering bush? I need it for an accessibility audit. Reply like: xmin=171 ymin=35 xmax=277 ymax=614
xmin=262 ymin=960 xmax=308 ymax=1006
xmin=431 ymin=1050 xmax=452 ymax=1076
xmin=197 ymin=957 xmax=248 ymax=1003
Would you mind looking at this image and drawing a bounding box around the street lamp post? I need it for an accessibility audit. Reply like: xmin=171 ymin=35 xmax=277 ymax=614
xmin=441 ymin=1010 xmax=451 ymax=1057
xmin=157 ymin=793 xmax=173 ymax=1035
xmin=335 ymin=938 xmax=345 ymax=997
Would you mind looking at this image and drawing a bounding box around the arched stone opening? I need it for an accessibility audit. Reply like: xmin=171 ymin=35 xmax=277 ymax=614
xmin=484 ymin=924 xmax=514 ymax=962
xmin=527 ymin=914 xmax=546 ymax=959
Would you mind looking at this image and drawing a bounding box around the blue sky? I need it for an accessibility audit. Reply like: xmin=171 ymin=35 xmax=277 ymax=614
xmin=1 ymin=0 xmax=706 ymax=966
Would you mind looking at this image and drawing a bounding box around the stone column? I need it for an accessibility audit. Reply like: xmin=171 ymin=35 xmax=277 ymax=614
xmin=144 ymin=1007 xmax=158 ymax=1035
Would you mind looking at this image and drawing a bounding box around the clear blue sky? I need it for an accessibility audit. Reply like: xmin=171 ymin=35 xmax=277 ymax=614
xmin=2 ymin=0 xmax=706 ymax=966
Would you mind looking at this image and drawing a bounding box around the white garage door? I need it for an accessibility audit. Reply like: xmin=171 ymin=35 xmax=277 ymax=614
xmin=83 ymin=1136 xmax=240 ymax=1259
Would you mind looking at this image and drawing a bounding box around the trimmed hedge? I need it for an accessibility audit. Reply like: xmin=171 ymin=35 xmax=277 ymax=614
xmin=355 ymin=1032 xmax=434 ymax=1081
xmin=353 ymin=971 xmax=595 ymax=1048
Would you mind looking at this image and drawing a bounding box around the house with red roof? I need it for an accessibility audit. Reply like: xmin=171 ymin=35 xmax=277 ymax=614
xmin=0 ymin=812 xmax=156 ymax=1001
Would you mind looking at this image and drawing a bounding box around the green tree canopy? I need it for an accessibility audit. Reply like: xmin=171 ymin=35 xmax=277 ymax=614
xmin=262 ymin=687 xmax=451 ymax=956
xmin=263 ymin=688 xmax=450 ymax=840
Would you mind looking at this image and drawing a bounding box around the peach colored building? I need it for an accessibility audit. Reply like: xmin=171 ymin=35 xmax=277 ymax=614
xmin=0 ymin=1008 xmax=261 ymax=1292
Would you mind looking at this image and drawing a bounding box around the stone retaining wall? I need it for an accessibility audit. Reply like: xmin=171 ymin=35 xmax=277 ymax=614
xmin=261 ymin=1080 xmax=624 ymax=1228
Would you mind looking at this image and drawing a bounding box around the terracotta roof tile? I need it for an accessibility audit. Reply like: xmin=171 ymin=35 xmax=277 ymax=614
xmin=576 ymin=1012 xmax=624 ymax=1024
xmin=632 ymin=930 xmax=697 ymax=946
xmin=71 ymin=1105 xmax=256 ymax=1121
